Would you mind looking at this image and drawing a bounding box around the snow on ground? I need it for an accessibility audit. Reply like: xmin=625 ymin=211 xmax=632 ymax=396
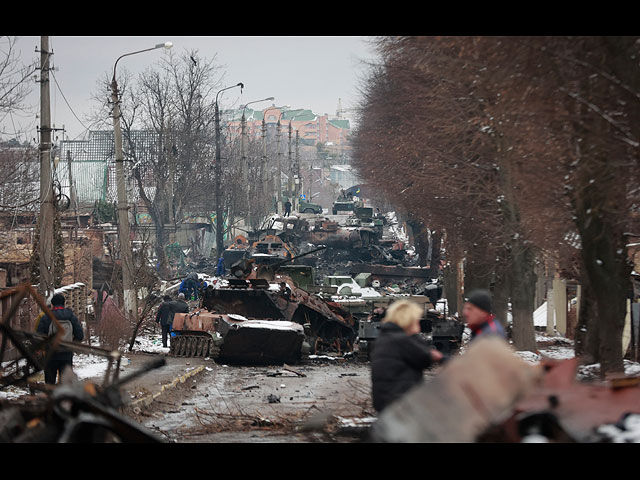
xmin=130 ymin=333 xmax=170 ymax=354
xmin=597 ymin=414 xmax=640 ymax=443
xmin=0 ymin=385 xmax=30 ymax=400
xmin=73 ymin=354 xmax=119 ymax=381
xmin=577 ymin=360 xmax=640 ymax=380
xmin=512 ymin=332 xmax=640 ymax=382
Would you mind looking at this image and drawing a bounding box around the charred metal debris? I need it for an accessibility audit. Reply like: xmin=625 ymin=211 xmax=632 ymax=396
xmin=163 ymin=198 xmax=462 ymax=365
xmin=0 ymin=284 xmax=164 ymax=443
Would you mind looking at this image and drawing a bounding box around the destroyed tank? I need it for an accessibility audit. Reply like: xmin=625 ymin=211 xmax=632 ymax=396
xmin=170 ymin=250 xmax=357 ymax=363
xmin=170 ymin=307 xmax=305 ymax=365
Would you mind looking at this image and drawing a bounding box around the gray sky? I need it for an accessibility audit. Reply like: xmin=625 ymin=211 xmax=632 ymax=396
xmin=2 ymin=36 xmax=377 ymax=142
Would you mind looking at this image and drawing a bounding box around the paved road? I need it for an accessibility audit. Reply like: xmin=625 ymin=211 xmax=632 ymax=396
xmin=122 ymin=354 xmax=375 ymax=442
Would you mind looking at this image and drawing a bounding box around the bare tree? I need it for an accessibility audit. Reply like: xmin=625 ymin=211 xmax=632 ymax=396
xmin=0 ymin=36 xmax=37 ymax=125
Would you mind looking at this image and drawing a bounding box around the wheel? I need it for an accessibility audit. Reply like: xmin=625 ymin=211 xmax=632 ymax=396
xmin=303 ymin=208 xmax=314 ymax=213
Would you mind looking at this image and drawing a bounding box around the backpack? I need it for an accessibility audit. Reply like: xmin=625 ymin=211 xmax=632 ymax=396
xmin=48 ymin=312 xmax=74 ymax=343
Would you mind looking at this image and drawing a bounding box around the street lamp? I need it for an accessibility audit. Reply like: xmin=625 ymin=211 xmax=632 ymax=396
xmin=286 ymin=113 xmax=308 ymax=212
xmin=111 ymin=41 xmax=172 ymax=321
xmin=241 ymin=97 xmax=274 ymax=229
xmin=215 ymin=82 xmax=244 ymax=258
xmin=261 ymin=105 xmax=288 ymax=214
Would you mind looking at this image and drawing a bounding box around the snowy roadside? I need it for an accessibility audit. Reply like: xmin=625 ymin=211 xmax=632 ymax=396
xmin=0 ymin=332 xmax=171 ymax=401
xmin=513 ymin=331 xmax=640 ymax=380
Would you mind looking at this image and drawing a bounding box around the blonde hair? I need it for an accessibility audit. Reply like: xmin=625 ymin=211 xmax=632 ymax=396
xmin=383 ymin=300 xmax=423 ymax=331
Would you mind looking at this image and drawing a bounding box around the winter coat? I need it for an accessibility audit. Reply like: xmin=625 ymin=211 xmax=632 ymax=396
xmin=155 ymin=301 xmax=174 ymax=327
xmin=470 ymin=316 xmax=506 ymax=341
xmin=169 ymin=300 xmax=189 ymax=316
xmin=216 ymin=258 xmax=225 ymax=276
xmin=370 ymin=322 xmax=435 ymax=412
xmin=37 ymin=307 xmax=84 ymax=357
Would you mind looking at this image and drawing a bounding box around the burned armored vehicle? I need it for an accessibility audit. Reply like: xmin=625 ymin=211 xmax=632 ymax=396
xmin=170 ymin=273 xmax=357 ymax=364
xmin=354 ymin=300 xmax=465 ymax=361
xmin=170 ymin=306 xmax=305 ymax=365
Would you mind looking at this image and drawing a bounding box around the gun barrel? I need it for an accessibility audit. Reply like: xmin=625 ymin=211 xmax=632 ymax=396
xmin=272 ymin=245 xmax=327 ymax=269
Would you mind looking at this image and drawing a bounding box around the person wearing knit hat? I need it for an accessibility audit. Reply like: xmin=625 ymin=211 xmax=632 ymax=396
xmin=462 ymin=289 xmax=505 ymax=341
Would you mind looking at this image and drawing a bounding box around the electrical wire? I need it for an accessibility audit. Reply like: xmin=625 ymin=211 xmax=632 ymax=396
xmin=50 ymin=70 xmax=90 ymax=132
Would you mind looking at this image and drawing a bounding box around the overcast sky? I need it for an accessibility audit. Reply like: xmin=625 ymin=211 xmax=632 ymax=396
xmin=1 ymin=36 xmax=378 ymax=142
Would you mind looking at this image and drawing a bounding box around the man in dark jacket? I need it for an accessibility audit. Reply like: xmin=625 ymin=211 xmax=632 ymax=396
xmin=283 ymin=200 xmax=292 ymax=217
xmin=370 ymin=300 xmax=442 ymax=412
xmin=37 ymin=293 xmax=84 ymax=385
xmin=170 ymin=293 xmax=189 ymax=316
xmin=155 ymin=295 xmax=174 ymax=348
xmin=463 ymin=289 xmax=506 ymax=341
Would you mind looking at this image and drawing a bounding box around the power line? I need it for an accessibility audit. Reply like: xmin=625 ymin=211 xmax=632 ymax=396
xmin=50 ymin=69 xmax=90 ymax=133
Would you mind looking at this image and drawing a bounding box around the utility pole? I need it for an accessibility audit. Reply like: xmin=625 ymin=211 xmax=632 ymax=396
xmin=109 ymin=42 xmax=172 ymax=319
xmin=111 ymin=72 xmax=137 ymax=320
xmin=214 ymin=82 xmax=243 ymax=258
xmin=38 ymin=36 xmax=55 ymax=298
xmin=215 ymin=101 xmax=224 ymax=258
xmin=241 ymin=112 xmax=250 ymax=229
xmin=288 ymin=123 xmax=293 ymax=199
xmin=276 ymin=119 xmax=282 ymax=214
xmin=294 ymin=130 xmax=300 ymax=211
xmin=261 ymin=117 xmax=268 ymax=212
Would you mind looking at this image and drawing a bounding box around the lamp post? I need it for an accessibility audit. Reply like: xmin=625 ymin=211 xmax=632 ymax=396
xmin=286 ymin=114 xmax=307 ymax=212
xmin=215 ymin=82 xmax=244 ymax=258
xmin=275 ymin=110 xmax=289 ymax=214
xmin=241 ymin=97 xmax=273 ymax=229
xmin=111 ymin=41 xmax=172 ymax=321
xmin=262 ymin=105 xmax=286 ymax=214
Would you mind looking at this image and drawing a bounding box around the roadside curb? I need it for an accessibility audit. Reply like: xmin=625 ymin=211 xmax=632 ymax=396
xmin=125 ymin=365 xmax=206 ymax=411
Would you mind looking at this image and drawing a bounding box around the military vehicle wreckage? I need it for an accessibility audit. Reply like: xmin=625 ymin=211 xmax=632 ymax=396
xmin=169 ymin=248 xmax=357 ymax=364
xmin=168 ymin=199 xmax=461 ymax=365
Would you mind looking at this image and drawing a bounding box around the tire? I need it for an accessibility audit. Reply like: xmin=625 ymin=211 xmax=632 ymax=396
xmin=303 ymin=208 xmax=314 ymax=213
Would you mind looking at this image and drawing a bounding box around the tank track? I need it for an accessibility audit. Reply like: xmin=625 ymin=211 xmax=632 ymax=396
xmin=169 ymin=332 xmax=222 ymax=358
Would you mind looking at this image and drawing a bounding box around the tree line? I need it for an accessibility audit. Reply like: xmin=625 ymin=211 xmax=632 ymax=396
xmin=352 ymin=36 xmax=640 ymax=375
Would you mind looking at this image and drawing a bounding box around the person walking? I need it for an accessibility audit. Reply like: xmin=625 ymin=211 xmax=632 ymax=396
xmin=370 ymin=299 xmax=443 ymax=412
xmin=216 ymin=256 xmax=226 ymax=276
xmin=283 ymin=200 xmax=292 ymax=217
xmin=155 ymin=295 xmax=174 ymax=348
xmin=462 ymin=289 xmax=506 ymax=341
xmin=36 ymin=293 xmax=84 ymax=385
xmin=170 ymin=293 xmax=189 ymax=315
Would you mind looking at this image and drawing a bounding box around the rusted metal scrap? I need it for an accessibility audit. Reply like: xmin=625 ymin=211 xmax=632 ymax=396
xmin=1 ymin=283 xmax=122 ymax=388
xmin=171 ymin=310 xmax=305 ymax=365
xmin=171 ymin=274 xmax=356 ymax=363
xmin=0 ymin=283 xmax=165 ymax=442
xmin=0 ymin=358 xmax=166 ymax=443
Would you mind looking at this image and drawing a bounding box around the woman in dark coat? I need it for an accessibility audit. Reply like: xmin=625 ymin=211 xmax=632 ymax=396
xmin=370 ymin=300 xmax=443 ymax=412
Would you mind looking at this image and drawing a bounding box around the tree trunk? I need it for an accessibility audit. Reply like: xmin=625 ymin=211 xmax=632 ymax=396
xmin=579 ymin=212 xmax=628 ymax=375
xmin=443 ymin=257 xmax=460 ymax=316
xmin=407 ymin=219 xmax=429 ymax=267
xmin=492 ymin=264 xmax=510 ymax=329
xmin=509 ymin=240 xmax=538 ymax=352
xmin=463 ymin=246 xmax=493 ymax=292
xmin=429 ymin=230 xmax=442 ymax=279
